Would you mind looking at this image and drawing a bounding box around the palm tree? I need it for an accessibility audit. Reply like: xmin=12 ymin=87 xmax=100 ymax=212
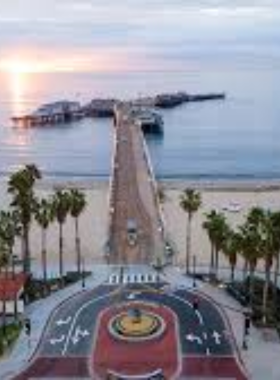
xmin=0 ymin=211 xmax=22 ymax=321
xmin=239 ymin=222 xmax=262 ymax=306
xmin=203 ymin=210 xmax=229 ymax=279
xmin=180 ymin=189 xmax=202 ymax=274
xmin=8 ymin=164 xmax=41 ymax=273
xmin=69 ymin=189 xmax=87 ymax=275
xmin=271 ymin=212 xmax=280 ymax=292
xmin=0 ymin=239 xmax=9 ymax=334
xmin=51 ymin=190 xmax=70 ymax=281
xmin=223 ymin=230 xmax=241 ymax=282
xmin=34 ymin=198 xmax=54 ymax=284
xmin=259 ymin=210 xmax=280 ymax=324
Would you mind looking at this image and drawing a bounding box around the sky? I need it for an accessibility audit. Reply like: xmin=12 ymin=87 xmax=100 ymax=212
xmin=0 ymin=0 xmax=280 ymax=73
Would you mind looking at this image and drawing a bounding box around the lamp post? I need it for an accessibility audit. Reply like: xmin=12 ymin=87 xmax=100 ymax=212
xmin=152 ymin=257 xmax=165 ymax=307
xmin=81 ymin=257 xmax=85 ymax=289
xmin=242 ymin=310 xmax=251 ymax=350
xmin=12 ymin=254 xmax=18 ymax=280
xmin=192 ymin=255 xmax=197 ymax=288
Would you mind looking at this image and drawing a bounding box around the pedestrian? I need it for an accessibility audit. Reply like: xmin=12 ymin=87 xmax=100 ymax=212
xmin=192 ymin=295 xmax=199 ymax=311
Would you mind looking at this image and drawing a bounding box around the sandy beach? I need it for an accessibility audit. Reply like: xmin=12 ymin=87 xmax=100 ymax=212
xmin=161 ymin=181 xmax=280 ymax=276
xmin=0 ymin=179 xmax=109 ymax=277
xmin=1 ymin=178 xmax=280 ymax=278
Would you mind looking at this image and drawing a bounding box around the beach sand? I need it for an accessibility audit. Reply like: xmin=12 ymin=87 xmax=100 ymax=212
xmin=0 ymin=179 xmax=109 ymax=277
xmin=1 ymin=178 xmax=280 ymax=278
xmin=161 ymin=181 xmax=280 ymax=276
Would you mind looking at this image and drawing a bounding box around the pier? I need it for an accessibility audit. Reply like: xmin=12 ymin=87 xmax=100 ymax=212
xmin=11 ymin=91 xmax=226 ymax=128
xmin=107 ymin=103 xmax=166 ymax=264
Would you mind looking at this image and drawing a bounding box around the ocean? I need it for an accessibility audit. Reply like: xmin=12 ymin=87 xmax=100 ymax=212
xmin=0 ymin=65 xmax=279 ymax=181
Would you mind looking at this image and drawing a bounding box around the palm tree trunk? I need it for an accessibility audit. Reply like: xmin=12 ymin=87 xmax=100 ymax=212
xmin=230 ymin=264 xmax=235 ymax=282
xmin=75 ymin=218 xmax=81 ymax=276
xmin=209 ymin=244 xmax=215 ymax=278
xmin=59 ymin=223 xmax=64 ymax=281
xmin=243 ymin=259 xmax=248 ymax=282
xmin=262 ymin=265 xmax=271 ymax=324
xmin=273 ymin=253 xmax=280 ymax=293
xmin=2 ymin=262 xmax=8 ymax=337
xmin=23 ymin=224 xmax=30 ymax=273
xmin=273 ymin=253 xmax=280 ymax=312
xmin=41 ymin=228 xmax=47 ymax=283
xmin=185 ymin=214 xmax=191 ymax=275
xmin=215 ymin=248 xmax=220 ymax=279
xmin=249 ymin=264 xmax=256 ymax=308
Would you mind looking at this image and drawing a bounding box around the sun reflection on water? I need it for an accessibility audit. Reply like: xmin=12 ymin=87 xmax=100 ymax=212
xmin=9 ymin=71 xmax=28 ymax=116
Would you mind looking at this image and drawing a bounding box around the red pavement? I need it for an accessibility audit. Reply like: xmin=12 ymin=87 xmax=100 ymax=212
xmin=92 ymin=303 xmax=180 ymax=379
xmin=13 ymin=357 xmax=90 ymax=379
xmin=182 ymin=356 xmax=247 ymax=379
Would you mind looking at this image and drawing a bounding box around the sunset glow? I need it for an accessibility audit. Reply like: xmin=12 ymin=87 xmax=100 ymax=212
xmin=0 ymin=49 xmax=133 ymax=75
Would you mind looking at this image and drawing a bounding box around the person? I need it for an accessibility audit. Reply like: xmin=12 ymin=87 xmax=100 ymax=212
xmin=192 ymin=295 xmax=199 ymax=311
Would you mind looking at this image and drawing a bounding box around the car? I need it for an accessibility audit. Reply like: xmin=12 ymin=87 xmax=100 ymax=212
xmin=222 ymin=202 xmax=242 ymax=213
xmin=126 ymin=218 xmax=138 ymax=246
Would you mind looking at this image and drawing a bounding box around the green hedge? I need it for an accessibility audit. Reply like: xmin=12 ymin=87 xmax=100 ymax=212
xmin=0 ymin=322 xmax=22 ymax=356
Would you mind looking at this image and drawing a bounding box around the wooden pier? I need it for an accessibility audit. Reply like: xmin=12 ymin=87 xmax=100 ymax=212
xmin=107 ymin=103 xmax=166 ymax=264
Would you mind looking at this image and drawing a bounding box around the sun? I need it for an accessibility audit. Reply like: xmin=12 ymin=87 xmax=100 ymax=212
xmin=0 ymin=58 xmax=43 ymax=74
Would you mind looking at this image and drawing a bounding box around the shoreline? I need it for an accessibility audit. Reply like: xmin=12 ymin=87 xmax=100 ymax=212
xmin=2 ymin=176 xmax=280 ymax=192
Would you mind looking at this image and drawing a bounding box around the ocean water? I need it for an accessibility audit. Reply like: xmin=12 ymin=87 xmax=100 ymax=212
xmin=0 ymin=66 xmax=280 ymax=181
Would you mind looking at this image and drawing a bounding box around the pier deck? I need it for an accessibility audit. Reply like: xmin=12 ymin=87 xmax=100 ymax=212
xmin=108 ymin=103 xmax=165 ymax=265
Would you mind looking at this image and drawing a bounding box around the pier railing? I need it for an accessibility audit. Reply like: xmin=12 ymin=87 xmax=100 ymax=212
xmin=137 ymin=121 xmax=169 ymax=263
xmin=104 ymin=109 xmax=119 ymax=261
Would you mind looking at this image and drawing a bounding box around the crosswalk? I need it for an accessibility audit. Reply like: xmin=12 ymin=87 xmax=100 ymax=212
xmin=107 ymin=273 xmax=159 ymax=285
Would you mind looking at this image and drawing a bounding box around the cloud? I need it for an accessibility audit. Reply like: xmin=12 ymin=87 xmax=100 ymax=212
xmin=0 ymin=0 xmax=279 ymax=73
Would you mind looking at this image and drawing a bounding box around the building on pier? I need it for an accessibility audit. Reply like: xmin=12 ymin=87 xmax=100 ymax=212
xmin=11 ymin=100 xmax=83 ymax=127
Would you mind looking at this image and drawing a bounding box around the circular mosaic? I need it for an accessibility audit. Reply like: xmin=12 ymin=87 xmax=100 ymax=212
xmin=109 ymin=307 xmax=166 ymax=342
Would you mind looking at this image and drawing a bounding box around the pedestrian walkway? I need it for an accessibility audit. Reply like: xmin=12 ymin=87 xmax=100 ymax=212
xmin=0 ymin=266 xmax=109 ymax=380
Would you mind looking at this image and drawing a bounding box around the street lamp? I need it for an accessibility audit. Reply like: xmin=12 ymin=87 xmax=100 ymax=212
xmin=242 ymin=310 xmax=251 ymax=350
xmin=12 ymin=254 xmax=18 ymax=280
xmin=152 ymin=257 xmax=166 ymax=294
xmin=192 ymin=255 xmax=197 ymax=288
xmin=81 ymin=257 xmax=86 ymax=289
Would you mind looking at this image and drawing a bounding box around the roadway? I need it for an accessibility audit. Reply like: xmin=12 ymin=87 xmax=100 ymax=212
xmin=12 ymin=276 xmax=247 ymax=379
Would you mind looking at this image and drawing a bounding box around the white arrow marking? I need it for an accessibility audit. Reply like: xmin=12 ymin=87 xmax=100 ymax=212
xmin=186 ymin=334 xmax=202 ymax=345
xmin=56 ymin=316 xmax=72 ymax=326
xmin=71 ymin=326 xmax=90 ymax=345
xmin=212 ymin=331 xmax=222 ymax=345
xmin=50 ymin=335 xmax=65 ymax=345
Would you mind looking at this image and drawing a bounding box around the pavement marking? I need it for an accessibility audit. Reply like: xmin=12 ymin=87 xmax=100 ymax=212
xmin=62 ymin=289 xmax=117 ymax=356
xmin=127 ymin=293 xmax=136 ymax=300
xmin=195 ymin=310 xmax=204 ymax=325
xmin=71 ymin=326 xmax=90 ymax=345
xmin=186 ymin=333 xmax=202 ymax=345
xmin=49 ymin=335 xmax=66 ymax=345
xmin=56 ymin=316 xmax=72 ymax=326
xmin=212 ymin=330 xmax=222 ymax=345
xmin=107 ymin=273 xmax=158 ymax=285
